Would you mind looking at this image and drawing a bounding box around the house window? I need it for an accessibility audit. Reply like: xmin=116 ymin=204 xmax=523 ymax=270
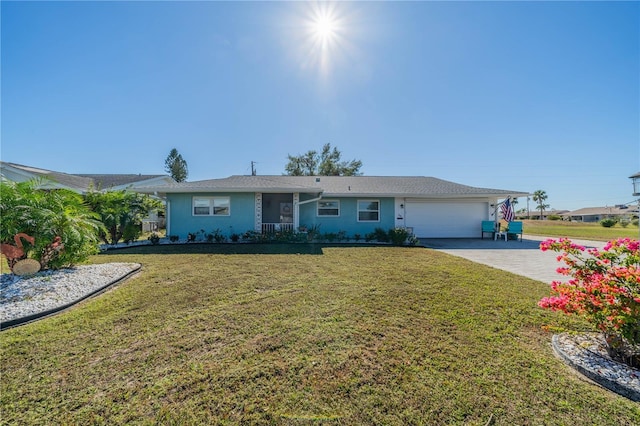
xmin=358 ymin=200 xmax=379 ymax=222
xmin=193 ymin=198 xmax=211 ymax=215
xmin=193 ymin=197 xmax=230 ymax=216
xmin=318 ymin=200 xmax=340 ymax=216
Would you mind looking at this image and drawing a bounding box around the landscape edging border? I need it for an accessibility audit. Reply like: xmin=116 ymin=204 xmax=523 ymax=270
xmin=551 ymin=333 xmax=640 ymax=402
xmin=0 ymin=264 xmax=142 ymax=331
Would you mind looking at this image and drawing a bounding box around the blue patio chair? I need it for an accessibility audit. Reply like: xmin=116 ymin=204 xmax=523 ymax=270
xmin=506 ymin=221 xmax=523 ymax=241
xmin=481 ymin=221 xmax=497 ymax=239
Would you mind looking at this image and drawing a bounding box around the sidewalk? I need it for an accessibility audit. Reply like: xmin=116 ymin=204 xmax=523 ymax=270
xmin=421 ymin=235 xmax=607 ymax=284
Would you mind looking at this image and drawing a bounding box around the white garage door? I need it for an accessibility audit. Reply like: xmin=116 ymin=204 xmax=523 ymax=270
xmin=405 ymin=201 xmax=488 ymax=238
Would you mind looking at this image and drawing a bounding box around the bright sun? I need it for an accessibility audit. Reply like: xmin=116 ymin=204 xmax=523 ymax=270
xmin=314 ymin=15 xmax=336 ymax=43
xmin=293 ymin=1 xmax=354 ymax=78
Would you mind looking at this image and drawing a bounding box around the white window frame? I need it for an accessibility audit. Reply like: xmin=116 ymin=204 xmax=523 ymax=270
xmin=357 ymin=199 xmax=380 ymax=222
xmin=317 ymin=200 xmax=340 ymax=217
xmin=192 ymin=196 xmax=230 ymax=216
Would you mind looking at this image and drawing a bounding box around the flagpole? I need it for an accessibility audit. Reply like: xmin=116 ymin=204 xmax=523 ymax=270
xmin=497 ymin=196 xmax=514 ymax=229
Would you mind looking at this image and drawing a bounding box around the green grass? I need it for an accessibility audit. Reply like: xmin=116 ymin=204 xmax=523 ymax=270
xmin=2 ymin=245 xmax=639 ymax=424
xmin=522 ymin=219 xmax=639 ymax=241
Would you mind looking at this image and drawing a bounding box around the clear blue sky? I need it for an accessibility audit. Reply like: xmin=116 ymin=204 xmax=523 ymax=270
xmin=2 ymin=1 xmax=638 ymax=211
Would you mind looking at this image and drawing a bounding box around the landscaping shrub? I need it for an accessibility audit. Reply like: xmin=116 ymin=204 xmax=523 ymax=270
xmin=211 ymin=229 xmax=225 ymax=243
xmin=372 ymin=227 xmax=390 ymax=242
xmin=0 ymin=179 xmax=102 ymax=270
xmin=298 ymin=224 xmax=321 ymax=242
xmin=539 ymin=238 xmax=640 ymax=367
xmin=148 ymin=233 xmax=161 ymax=245
xmin=122 ymin=223 xmax=141 ymax=244
xmin=85 ymin=190 xmax=162 ymax=245
xmin=599 ymin=218 xmax=617 ymax=228
xmin=322 ymin=232 xmax=338 ymax=242
xmin=388 ymin=227 xmax=410 ymax=245
xmin=547 ymin=214 xmax=562 ymax=221
xmin=167 ymin=226 xmax=419 ymax=246
xmin=242 ymin=230 xmax=262 ymax=242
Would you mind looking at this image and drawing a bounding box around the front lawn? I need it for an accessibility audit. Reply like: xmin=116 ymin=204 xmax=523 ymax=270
xmin=1 ymin=246 xmax=638 ymax=424
xmin=522 ymin=219 xmax=639 ymax=241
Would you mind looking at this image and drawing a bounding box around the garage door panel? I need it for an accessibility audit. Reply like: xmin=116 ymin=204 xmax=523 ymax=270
xmin=406 ymin=202 xmax=487 ymax=238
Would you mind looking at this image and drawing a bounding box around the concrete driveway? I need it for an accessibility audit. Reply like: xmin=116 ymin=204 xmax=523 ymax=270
xmin=421 ymin=235 xmax=607 ymax=283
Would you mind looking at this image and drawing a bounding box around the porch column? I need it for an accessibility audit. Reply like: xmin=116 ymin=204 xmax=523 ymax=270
xmin=293 ymin=192 xmax=300 ymax=231
xmin=255 ymin=193 xmax=262 ymax=232
xmin=166 ymin=200 xmax=171 ymax=236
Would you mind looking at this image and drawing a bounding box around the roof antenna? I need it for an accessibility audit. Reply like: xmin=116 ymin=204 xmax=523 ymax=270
xmin=251 ymin=161 xmax=257 ymax=176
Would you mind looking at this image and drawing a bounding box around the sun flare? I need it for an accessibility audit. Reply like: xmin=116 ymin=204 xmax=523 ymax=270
xmin=302 ymin=2 xmax=345 ymax=72
xmin=287 ymin=1 xmax=358 ymax=79
xmin=313 ymin=15 xmax=337 ymax=44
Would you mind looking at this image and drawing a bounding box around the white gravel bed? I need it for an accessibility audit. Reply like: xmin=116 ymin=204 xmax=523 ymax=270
xmin=1 ymin=263 xmax=140 ymax=323
xmin=552 ymin=333 xmax=640 ymax=401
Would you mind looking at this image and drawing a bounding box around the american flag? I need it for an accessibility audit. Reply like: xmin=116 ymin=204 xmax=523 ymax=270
xmin=501 ymin=197 xmax=515 ymax=222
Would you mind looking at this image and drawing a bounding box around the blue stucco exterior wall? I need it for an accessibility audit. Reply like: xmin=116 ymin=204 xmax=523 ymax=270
xmin=167 ymin=193 xmax=396 ymax=239
xmin=299 ymin=197 xmax=395 ymax=236
xmin=167 ymin=193 xmax=255 ymax=238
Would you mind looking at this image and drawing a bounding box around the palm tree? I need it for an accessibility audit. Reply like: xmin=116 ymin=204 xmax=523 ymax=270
xmin=0 ymin=179 xmax=103 ymax=269
xmin=532 ymin=190 xmax=550 ymax=220
xmin=509 ymin=198 xmax=520 ymax=219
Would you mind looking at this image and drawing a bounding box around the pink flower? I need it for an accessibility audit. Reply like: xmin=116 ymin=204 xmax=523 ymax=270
xmin=538 ymin=237 xmax=640 ymax=347
xmin=538 ymin=295 xmax=570 ymax=311
xmin=540 ymin=239 xmax=556 ymax=251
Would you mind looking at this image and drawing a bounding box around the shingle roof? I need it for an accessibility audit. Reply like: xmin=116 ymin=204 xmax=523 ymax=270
xmin=561 ymin=206 xmax=637 ymax=216
xmin=76 ymin=174 xmax=169 ymax=189
xmin=137 ymin=175 xmax=528 ymax=198
xmin=1 ymin=162 xmax=172 ymax=192
xmin=138 ymin=175 xmax=322 ymax=193
xmin=1 ymin=162 xmax=95 ymax=192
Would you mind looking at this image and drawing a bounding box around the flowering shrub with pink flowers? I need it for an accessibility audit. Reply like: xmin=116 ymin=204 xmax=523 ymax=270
xmin=538 ymin=238 xmax=640 ymax=366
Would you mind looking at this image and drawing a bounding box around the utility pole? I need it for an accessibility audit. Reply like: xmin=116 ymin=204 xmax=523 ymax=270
xmin=251 ymin=161 xmax=256 ymax=176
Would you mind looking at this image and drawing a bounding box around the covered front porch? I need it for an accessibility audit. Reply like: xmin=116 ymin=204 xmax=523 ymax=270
xmin=256 ymin=192 xmax=299 ymax=233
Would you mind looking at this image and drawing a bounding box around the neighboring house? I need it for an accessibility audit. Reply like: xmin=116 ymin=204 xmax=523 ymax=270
xmin=516 ymin=209 xmax=569 ymax=220
xmin=1 ymin=161 xmax=175 ymax=231
xmin=135 ymin=175 xmax=528 ymax=239
xmin=561 ymin=206 xmax=638 ymax=223
xmin=75 ymin=174 xmax=175 ymax=191
xmin=0 ymin=162 xmax=175 ymax=193
xmin=546 ymin=209 xmax=570 ymax=218
xmin=1 ymin=161 xmax=95 ymax=192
